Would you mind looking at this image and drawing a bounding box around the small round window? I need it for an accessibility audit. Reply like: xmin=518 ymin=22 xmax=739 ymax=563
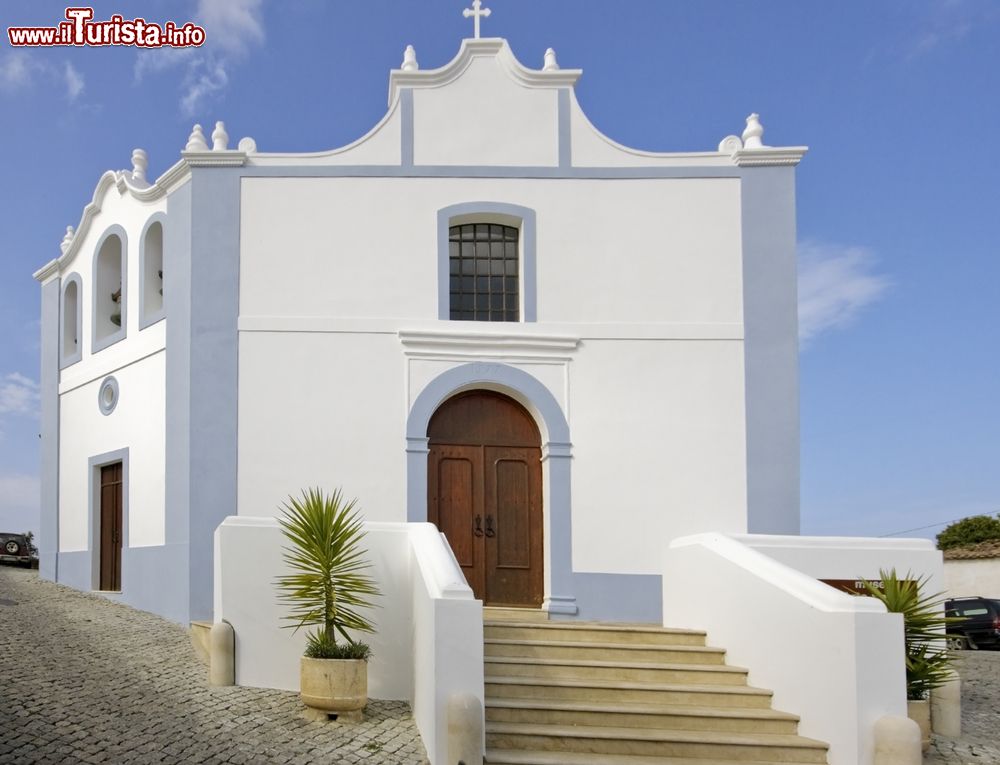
xmin=98 ymin=376 xmax=119 ymax=416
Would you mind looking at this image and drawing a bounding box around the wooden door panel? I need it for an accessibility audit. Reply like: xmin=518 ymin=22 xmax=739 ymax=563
xmin=428 ymin=445 xmax=485 ymax=600
xmin=99 ymin=462 xmax=123 ymax=592
xmin=485 ymin=446 xmax=542 ymax=607
xmin=493 ymin=458 xmax=530 ymax=569
xmin=428 ymin=391 xmax=543 ymax=608
xmin=437 ymin=457 xmax=475 ymax=568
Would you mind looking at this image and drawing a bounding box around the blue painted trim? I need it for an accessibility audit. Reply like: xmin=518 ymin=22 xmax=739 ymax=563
xmin=97 ymin=376 xmax=119 ymax=416
xmin=400 ymin=89 xmax=414 ymax=168
xmin=406 ymin=362 xmax=570 ymax=519
xmin=163 ymin=180 xmax=192 ymax=623
xmin=39 ymin=278 xmax=60 ymax=582
xmin=568 ymin=573 xmax=662 ymax=623
xmin=240 ymin=165 xmax=740 ymax=180
xmin=88 ymin=448 xmax=129 ymax=591
xmin=558 ymin=89 xmax=571 ymax=169
xmin=404 ymin=362 xmax=575 ymax=613
xmin=138 ymin=212 xmax=168 ymax=330
xmin=59 ymin=273 xmax=83 ymax=368
xmin=91 ymin=224 xmax=128 ymax=354
xmin=187 ymin=167 xmax=241 ymax=621
xmin=437 ymin=202 xmax=537 ymax=322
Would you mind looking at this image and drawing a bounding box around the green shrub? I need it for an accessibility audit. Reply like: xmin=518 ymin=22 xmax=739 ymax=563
xmin=275 ymin=488 xmax=381 ymax=658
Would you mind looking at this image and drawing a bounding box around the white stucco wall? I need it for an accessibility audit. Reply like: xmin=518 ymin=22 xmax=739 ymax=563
xmin=58 ymin=349 xmax=166 ymax=551
xmin=944 ymin=558 xmax=1000 ymax=599
xmin=237 ymin=171 xmax=749 ymax=582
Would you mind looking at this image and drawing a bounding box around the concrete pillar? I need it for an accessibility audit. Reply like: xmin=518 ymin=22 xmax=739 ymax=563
xmin=874 ymin=715 xmax=921 ymax=765
xmin=931 ymin=673 xmax=961 ymax=738
xmin=209 ymin=621 xmax=235 ymax=686
xmin=447 ymin=693 xmax=483 ymax=765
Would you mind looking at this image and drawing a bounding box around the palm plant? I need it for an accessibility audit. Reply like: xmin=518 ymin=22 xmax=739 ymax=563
xmin=275 ymin=488 xmax=381 ymax=660
xmin=860 ymin=568 xmax=956 ymax=701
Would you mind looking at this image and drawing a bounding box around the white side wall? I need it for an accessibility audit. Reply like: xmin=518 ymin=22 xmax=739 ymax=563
xmin=56 ymin=183 xmax=168 ymax=557
xmin=944 ymin=558 xmax=1000 ymax=600
xmin=58 ymin=349 xmax=166 ymax=551
xmin=664 ymin=533 xmax=942 ymax=765
xmin=215 ymin=517 xmax=483 ymax=765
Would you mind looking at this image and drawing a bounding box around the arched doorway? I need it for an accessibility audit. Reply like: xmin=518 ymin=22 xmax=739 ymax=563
xmin=427 ymin=390 xmax=543 ymax=607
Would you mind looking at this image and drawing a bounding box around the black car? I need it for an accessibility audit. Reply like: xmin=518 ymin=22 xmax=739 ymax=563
xmin=0 ymin=532 xmax=35 ymax=567
xmin=945 ymin=596 xmax=1000 ymax=650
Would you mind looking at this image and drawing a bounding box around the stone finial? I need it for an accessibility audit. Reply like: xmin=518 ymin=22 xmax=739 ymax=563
xmin=543 ymin=48 xmax=559 ymax=71
xmin=185 ymin=124 xmax=209 ymax=152
xmin=742 ymin=113 xmax=765 ymax=149
xmin=60 ymin=226 xmax=75 ymax=254
xmin=401 ymin=45 xmax=419 ymax=72
xmin=212 ymin=121 xmax=229 ymax=151
xmin=718 ymin=135 xmax=743 ymax=154
xmin=238 ymin=136 xmax=257 ymax=154
xmin=131 ymin=149 xmax=148 ymax=183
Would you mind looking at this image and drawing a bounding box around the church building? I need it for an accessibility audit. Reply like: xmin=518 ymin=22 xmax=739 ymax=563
xmin=35 ymin=29 xmax=803 ymax=625
xmin=36 ymin=11 xmax=948 ymax=764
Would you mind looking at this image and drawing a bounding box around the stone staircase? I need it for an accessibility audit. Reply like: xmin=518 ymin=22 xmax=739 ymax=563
xmin=482 ymin=615 xmax=829 ymax=765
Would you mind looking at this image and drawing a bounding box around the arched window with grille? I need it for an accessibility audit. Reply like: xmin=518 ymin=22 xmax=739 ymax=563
xmin=437 ymin=202 xmax=537 ymax=323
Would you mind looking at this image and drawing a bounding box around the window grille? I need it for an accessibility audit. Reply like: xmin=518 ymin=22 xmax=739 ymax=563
xmin=448 ymin=223 xmax=519 ymax=322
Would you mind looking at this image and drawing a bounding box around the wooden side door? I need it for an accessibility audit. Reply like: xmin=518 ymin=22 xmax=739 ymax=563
xmin=99 ymin=462 xmax=123 ymax=591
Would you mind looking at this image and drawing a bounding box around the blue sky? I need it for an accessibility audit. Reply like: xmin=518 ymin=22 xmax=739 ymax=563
xmin=1 ymin=1 xmax=997 ymax=541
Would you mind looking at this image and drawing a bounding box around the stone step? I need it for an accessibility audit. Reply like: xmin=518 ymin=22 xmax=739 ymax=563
xmin=486 ymin=698 xmax=800 ymax=735
xmin=484 ymin=607 xmax=549 ymax=622
xmin=189 ymin=620 xmax=212 ymax=667
xmin=485 ymin=722 xmax=829 ymax=763
xmin=485 ymin=676 xmax=774 ymax=709
xmin=485 ymin=656 xmax=748 ymax=685
xmin=485 ymin=749 xmax=825 ymax=765
xmin=484 ymin=621 xmax=707 ymax=647
xmin=485 ymin=637 xmax=727 ymax=665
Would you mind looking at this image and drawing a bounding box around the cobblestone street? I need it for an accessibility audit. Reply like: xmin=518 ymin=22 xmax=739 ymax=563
xmin=3 ymin=565 xmax=997 ymax=764
xmin=926 ymin=649 xmax=1000 ymax=764
xmin=0 ymin=567 xmax=427 ymax=765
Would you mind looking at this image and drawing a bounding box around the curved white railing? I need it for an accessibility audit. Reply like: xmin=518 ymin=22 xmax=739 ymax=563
xmin=664 ymin=532 xmax=918 ymax=765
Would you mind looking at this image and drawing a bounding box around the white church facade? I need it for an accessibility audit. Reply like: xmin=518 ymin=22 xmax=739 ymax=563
xmin=35 ymin=36 xmax=803 ymax=625
xmin=36 ymin=27 xmax=943 ymax=765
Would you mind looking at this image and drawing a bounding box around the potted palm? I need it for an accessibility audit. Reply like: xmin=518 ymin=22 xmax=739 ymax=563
xmin=275 ymin=488 xmax=381 ymax=722
xmin=861 ymin=569 xmax=956 ymax=751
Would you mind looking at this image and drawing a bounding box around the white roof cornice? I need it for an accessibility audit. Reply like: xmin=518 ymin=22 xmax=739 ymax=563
xmin=33 ymin=159 xmax=194 ymax=282
xmin=387 ymin=38 xmax=582 ymax=107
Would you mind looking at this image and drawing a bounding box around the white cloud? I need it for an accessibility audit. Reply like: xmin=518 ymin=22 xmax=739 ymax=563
xmin=0 ymin=52 xmax=38 ymax=91
xmin=64 ymin=61 xmax=85 ymax=101
xmin=0 ymin=52 xmax=86 ymax=104
xmin=798 ymin=240 xmax=891 ymax=345
xmin=0 ymin=373 xmax=39 ymax=417
xmin=134 ymin=0 xmax=265 ymax=117
xmin=196 ymin=0 xmax=265 ymax=56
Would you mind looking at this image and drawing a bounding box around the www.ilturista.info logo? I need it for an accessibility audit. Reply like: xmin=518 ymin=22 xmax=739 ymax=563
xmin=7 ymin=7 xmax=206 ymax=48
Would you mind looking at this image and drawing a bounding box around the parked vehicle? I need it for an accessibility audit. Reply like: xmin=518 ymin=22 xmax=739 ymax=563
xmin=945 ymin=596 xmax=1000 ymax=650
xmin=0 ymin=532 xmax=35 ymax=567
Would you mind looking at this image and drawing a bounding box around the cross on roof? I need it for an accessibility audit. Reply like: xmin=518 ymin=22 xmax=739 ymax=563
xmin=463 ymin=0 xmax=491 ymax=39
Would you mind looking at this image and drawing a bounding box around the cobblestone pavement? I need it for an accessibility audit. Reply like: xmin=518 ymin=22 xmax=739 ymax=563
xmin=926 ymin=650 xmax=1000 ymax=764
xmin=0 ymin=566 xmax=428 ymax=765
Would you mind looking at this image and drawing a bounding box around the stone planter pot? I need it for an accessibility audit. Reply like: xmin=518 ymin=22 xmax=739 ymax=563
xmin=907 ymin=699 xmax=931 ymax=752
xmin=300 ymin=657 xmax=367 ymax=720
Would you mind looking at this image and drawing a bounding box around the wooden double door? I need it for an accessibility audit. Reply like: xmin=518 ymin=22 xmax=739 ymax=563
xmin=99 ymin=462 xmax=123 ymax=591
xmin=427 ymin=391 xmax=543 ymax=607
